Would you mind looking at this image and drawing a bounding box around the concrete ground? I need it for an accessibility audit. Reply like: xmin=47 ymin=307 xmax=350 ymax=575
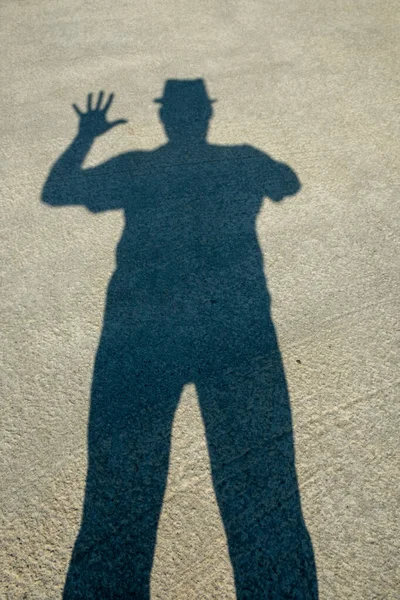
xmin=1 ymin=0 xmax=399 ymax=598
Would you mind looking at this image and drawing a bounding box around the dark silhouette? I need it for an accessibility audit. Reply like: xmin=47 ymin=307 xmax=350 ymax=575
xmin=42 ymin=80 xmax=318 ymax=599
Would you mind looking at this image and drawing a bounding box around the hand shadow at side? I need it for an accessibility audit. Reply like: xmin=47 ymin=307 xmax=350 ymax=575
xmin=42 ymin=79 xmax=318 ymax=599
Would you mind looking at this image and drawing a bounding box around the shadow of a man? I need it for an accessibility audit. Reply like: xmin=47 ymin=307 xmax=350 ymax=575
xmin=42 ymin=79 xmax=318 ymax=599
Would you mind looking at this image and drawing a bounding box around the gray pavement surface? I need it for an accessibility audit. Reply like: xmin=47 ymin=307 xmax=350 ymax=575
xmin=1 ymin=0 xmax=399 ymax=598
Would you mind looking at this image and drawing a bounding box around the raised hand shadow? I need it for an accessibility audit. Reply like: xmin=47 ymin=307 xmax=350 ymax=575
xmin=72 ymin=91 xmax=127 ymax=138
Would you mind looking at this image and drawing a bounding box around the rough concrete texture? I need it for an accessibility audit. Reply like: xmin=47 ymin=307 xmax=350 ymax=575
xmin=1 ymin=0 xmax=399 ymax=598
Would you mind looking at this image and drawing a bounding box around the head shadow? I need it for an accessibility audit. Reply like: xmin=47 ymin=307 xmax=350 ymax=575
xmin=156 ymin=78 xmax=215 ymax=145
